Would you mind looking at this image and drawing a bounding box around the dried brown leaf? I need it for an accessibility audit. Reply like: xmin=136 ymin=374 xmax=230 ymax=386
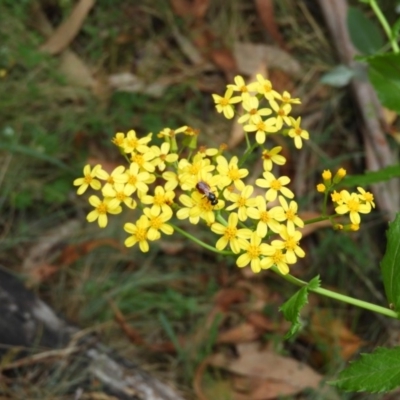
xmin=309 ymin=310 xmax=365 ymax=361
xmin=209 ymin=348 xmax=322 ymax=390
xmin=234 ymin=42 xmax=303 ymax=78
xmin=58 ymin=51 xmax=96 ymax=88
xmin=214 ymin=288 xmax=247 ymax=311
xmin=217 ymin=322 xmax=261 ymax=344
xmin=170 ymin=0 xmax=210 ymax=18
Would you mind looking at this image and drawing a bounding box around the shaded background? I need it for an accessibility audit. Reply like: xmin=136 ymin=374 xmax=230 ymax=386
xmin=1 ymin=0 xmax=399 ymax=399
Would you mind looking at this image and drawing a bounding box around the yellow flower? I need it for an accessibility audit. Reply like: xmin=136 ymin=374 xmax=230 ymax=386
xmin=162 ymin=171 xmax=179 ymax=191
xmin=212 ymin=88 xmax=241 ymax=119
xmin=158 ymin=126 xmax=188 ymax=139
xmin=281 ymin=91 xmax=301 ymax=105
xmin=177 ymin=191 xmax=223 ymax=225
xmin=227 ymin=75 xmax=258 ymax=99
xmin=316 ymin=183 xmax=326 ymax=193
xmin=96 ymin=165 xmax=128 ymax=193
xmin=237 ymin=96 xmax=272 ymax=125
xmin=247 ymin=195 xmax=284 ymax=237
xmin=73 ymin=164 xmax=102 ymax=195
xmin=211 ymin=212 xmax=252 ymax=253
xmin=269 ymin=101 xmax=292 ymax=130
xmin=333 ymin=168 xmax=346 ymax=183
xmin=277 ymin=196 xmax=304 ymax=234
xmin=150 ymin=142 xmax=178 ymax=171
xmin=141 ymin=185 xmax=175 ymax=214
xmin=123 ymin=130 xmax=151 ymax=154
xmin=125 ymin=162 xmax=150 ymax=193
xmin=198 ymin=146 xmax=219 ymax=157
xmin=124 ymin=216 xmax=151 ymax=252
xmin=236 ymin=232 xmax=274 ymax=273
xmin=244 ymin=117 xmax=279 ymax=144
xmin=102 ymin=182 xmax=136 ymax=209
xmin=131 ymin=150 xmax=156 ymax=173
xmin=261 ymin=147 xmax=286 ymax=171
xmin=225 ymin=185 xmax=257 ymax=221
xmin=277 ymin=226 xmax=305 ymax=264
xmin=288 ymin=117 xmax=309 ymax=149
xmin=331 ymin=190 xmax=342 ymax=203
xmin=216 ymin=155 xmax=248 ymax=190
xmin=256 ymin=171 xmax=294 ymax=202
xmin=335 ymin=190 xmax=371 ymax=224
xmin=143 ymin=208 xmax=174 ymax=240
xmin=176 ymin=193 xmax=200 ymax=224
xmin=261 ymin=241 xmax=290 ymax=275
xmin=112 ymin=132 xmax=125 ymax=147
xmin=255 ymin=74 xmax=281 ymax=101
xmin=178 ymin=154 xmax=215 ymax=190
xmin=357 ymin=187 xmax=375 ymax=209
xmin=322 ymin=170 xmax=332 ymax=180
xmin=86 ymin=195 xmax=122 ymax=228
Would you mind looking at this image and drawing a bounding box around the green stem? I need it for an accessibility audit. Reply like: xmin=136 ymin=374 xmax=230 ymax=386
xmin=304 ymin=214 xmax=335 ymax=225
xmin=239 ymin=140 xmax=258 ymax=168
xmin=272 ymin=266 xmax=398 ymax=319
xmin=171 ymin=224 xmax=233 ymax=256
xmin=369 ymin=0 xmax=399 ymax=53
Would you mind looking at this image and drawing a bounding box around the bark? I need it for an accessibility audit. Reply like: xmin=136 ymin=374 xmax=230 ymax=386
xmin=0 ymin=266 xmax=186 ymax=400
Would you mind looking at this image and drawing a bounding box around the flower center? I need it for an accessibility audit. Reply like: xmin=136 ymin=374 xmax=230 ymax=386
xmin=347 ymin=198 xmax=360 ymax=212
xmin=228 ymin=168 xmax=240 ymax=181
xmin=127 ymin=174 xmax=137 ymax=186
xmin=272 ymin=249 xmax=285 ymax=263
xmin=136 ymin=228 xmax=147 ymax=242
xmin=271 ymin=180 xmax=282 ymax=190
xmin=259 ymin=211 xmax=271 ymax=223
xmin=224 ymin=226 xmax=237 ymax=240
xmin=96 ymin=203 xmax=107 ymax=214
xmin=132 ymin=154 xmax=144 ymax=166
xmin=154 ymin=193 xmax=165 ymax=205
xmin=285 ymin=238 xmax=297 ymax=251
xmin=247 ymin=244 xmax=260 ymax=259
xmin=286 ymin=209 xmax=295 ymax=220
xmin=150 ymin=216 xmax=163 ymax=230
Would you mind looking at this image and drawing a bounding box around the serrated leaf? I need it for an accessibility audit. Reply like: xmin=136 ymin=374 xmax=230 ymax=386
xmin=381 ymin=213 xmax=400 ymax=311
xmin=367 ymin=53 xmax=400 ymax=113
xmin=342 ymin=164 xmax=400 ymax=187
xmin=347 ymin=7 xmax=385 ymax=55
xmin=280 ymin=276 xmax=320 ymax=339
xmin=320 ymin=65 xmax=355 ymax=87
xmin=331 ymin=347 xmax=400 ymax=393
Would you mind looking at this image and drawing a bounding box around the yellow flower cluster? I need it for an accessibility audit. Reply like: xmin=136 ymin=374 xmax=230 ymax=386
xmin=73 ymin=74 xmax=373 ymax=275
xmin=212 ymin=74 xmax=309 ymax=148
xmin=317 ymin=169 xmax=374 ymax=230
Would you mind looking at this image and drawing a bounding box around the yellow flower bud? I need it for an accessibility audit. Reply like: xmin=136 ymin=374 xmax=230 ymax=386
xmin=322 ymin=170 xmax=332 ymax=180
xmin=316 ymin=183 xmax=326 ymax=193
xmin=333 ymin=168 xmax=346 ymax=183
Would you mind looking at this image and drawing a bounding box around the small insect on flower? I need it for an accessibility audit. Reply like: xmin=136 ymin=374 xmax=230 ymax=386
xmin=196 ymin=181 xmax=218 ymax=206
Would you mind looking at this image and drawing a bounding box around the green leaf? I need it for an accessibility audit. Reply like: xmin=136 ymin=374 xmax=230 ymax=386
xmin=347 ymin=7 xmax=385 ymax=55
xmin=367 ymin=53 xmax=400 ymax=113
xmin=331 ymin=347 xmax=400 ymax=393
xmin=280 ymin=276 xmax=320 ymax=339
xmin=392 ymin=17 xmax=400 ymax=41
xmin=342 ymin=164 xmax=400 ymax=187
xmin=381 ymin=213 xmax=400 ymax=312
xmin=320 ymin=65 xmax=355 ymax=87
